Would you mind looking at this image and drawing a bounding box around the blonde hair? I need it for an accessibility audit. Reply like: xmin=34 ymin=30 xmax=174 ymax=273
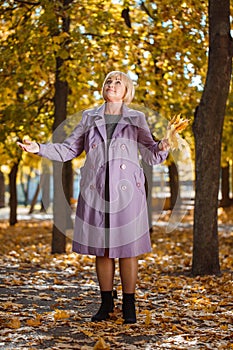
xmin=102 ymin=71 xmax=135 ymax=105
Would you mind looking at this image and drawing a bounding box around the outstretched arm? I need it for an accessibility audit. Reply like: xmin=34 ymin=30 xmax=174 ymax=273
xmin=17 ymin=140 xmax=40 ymax=153
xmin=17 ymin=116 xmax=85 ymax=162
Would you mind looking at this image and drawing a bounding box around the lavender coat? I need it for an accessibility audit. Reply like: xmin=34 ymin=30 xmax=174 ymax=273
xmin=38 ymin=103 xmax=168 ymax=258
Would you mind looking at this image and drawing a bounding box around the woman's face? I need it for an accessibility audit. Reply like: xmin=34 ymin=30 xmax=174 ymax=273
xmin=103 ymin=75 xmax=126 ymax=102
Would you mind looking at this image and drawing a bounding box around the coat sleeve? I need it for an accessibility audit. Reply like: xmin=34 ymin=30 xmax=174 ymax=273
xmin=38 ymin=116 xmax=85 ymax=162
xmin=137 ymin=112 xmax=168 ymax=165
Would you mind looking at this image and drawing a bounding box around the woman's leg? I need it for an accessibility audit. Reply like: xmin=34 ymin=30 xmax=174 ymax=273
xmin=119 ymin=257 xmax=138 ymax=293
xmin=91 ymin=254 xmax=115 ymax=321
xmin=96 ymin=255 xmax=115 ymax=291
xmin=119 ymin=257 xmax=138 ymax=324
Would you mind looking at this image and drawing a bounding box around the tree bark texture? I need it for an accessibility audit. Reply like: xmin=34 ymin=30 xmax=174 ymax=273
xmin=0 ymin=171 xmax=5 ymax=208
xmin=9 ymin=162 xmax=19 ymax=226
xmin=220 ymin=163 xmax=231 ymax=206
xmin=52 ymin=56 xmax=69 ymax=254
xmin=142 ymin=160 xmax=153 ymax=230
xmin=40 ymin=162 xmax=51 ymax=212
xmin=29 ymin=182 xmax=40 ymax=214
xmin=168 ymin=161 xmax=179 ymax=210
xmin=192 ymin=0 xmax=232 ymax=275
xmin=62 ymin=161 xmax=73 ymax=230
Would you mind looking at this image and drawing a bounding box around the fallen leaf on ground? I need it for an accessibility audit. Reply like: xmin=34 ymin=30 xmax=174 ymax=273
xmin=54 ymin=309 xmax=70 ymax=320
xmin=7 ymin=317 xmax=21 ymax=329
xmin=93 ymin=337 xmax=110 ymax=350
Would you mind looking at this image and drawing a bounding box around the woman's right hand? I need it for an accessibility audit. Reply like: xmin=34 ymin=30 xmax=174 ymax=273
xmin=17 ymin=140 xmax=40 ymax=153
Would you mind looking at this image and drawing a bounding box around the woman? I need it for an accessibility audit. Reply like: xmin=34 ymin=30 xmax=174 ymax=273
xmin=17 ymin=71 xmax=170 ymax=324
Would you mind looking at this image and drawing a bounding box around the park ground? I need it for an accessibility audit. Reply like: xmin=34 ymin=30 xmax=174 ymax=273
xmin=0 ymin=207 xmax=232 ymax=350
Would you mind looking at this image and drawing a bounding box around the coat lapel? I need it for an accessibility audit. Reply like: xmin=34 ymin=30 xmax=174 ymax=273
xmin=92 ymin=103 xmax=138 ymax=140
xmin=111 ymin=104 xmax=137 ymax=138
xmin=93 ymin=104 xmax=107 ymax=141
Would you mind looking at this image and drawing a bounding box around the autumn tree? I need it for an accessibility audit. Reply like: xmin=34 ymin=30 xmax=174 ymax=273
xmin=130 ymin=1 xmax=208 ymax=211
xmin=1 ymin=0 xmax=233 ymax=261
xmin=0 ymin=0 xmax=54 ymax=223
xmin=220 ymin=89 xmax=233 ymax=206
xmin=192 ymin=0 xmax=233 ymax=275
xmin=50 ymin=0 xmax=73 ymax=253
xmin=0 ymin=0 xmax=140 ymax=249
xmin=0 ymin=170 xmax=5 ymax=208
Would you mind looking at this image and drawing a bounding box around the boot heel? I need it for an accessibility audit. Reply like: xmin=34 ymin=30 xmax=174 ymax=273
xmin=91 ymin=291 xmax=115 ymax=322
xmin=123 ymin=293 xmax=136 ymax=324
xmin=112 ymin=289 xmax=118 ymax=301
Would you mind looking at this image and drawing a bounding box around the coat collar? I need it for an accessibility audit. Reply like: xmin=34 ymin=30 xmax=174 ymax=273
xmin=93 ymin=103 xmax=138 ymax=120
xmin=92 ymin=103 xmax=138 ymax=140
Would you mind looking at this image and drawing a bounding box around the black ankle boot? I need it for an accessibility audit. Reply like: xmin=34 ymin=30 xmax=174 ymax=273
xmin=91 ymin=290 xmax=116 ymax=322
xmin=122 ymin=293 xmax=136 ymax=324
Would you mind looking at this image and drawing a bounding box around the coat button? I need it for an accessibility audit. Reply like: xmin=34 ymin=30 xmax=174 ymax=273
xmin=92 ymin=143 xmax=97 ymax=149
xmin=90 ymin=184 xmax=95 ymax=190
xmin=120 ymin=164 xmax=126 ymax=170
xmin=136 ymin=182 xmax=141 ymax=188
xmin=120 ymin=144 xmax=126 ymax=150
xmin=121 ymin=185 xmax=127 ymax=191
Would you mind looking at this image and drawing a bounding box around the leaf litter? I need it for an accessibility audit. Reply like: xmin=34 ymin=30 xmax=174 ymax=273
xmin=0 ymin=206 xmax=232 ymax=349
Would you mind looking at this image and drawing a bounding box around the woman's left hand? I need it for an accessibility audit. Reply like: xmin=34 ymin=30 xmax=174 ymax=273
xmin=158 ymin=139 xmax=170 ymax=151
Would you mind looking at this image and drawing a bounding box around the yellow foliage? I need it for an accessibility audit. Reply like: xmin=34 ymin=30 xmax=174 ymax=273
xmin=7 ymin=317 xmax=21 ymax=329
xmin=54 ymin=309 xmax=70 ymax=321
xmin=166 ymin=114 xmax=189 ymax=150
xmin=93 ymin=337 xmax=110 ymax=350
xmin=144 ymin=309 xmax=152 ymax=326
xmin=0 ymin=207 xmax=233 ymax=348
xmin=26 ymin=315 xmax=42 ymax=327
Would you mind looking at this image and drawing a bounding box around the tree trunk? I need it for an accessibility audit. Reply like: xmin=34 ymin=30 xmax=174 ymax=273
xmin=220 ymin=163 xmax=231 ymax=206
xmin=51 ymin=0 xmax=73 ymax=253
xmin=142 ymin=160 xmax=153 ymax=230
xmin=63 ymin=161 xmax=73 ymax=230
xmin=192 ymin=0 xmax=232 ymax=275
xmin=20 ymin=171 xmax=31 ymax=207
xmin=9 ymin=162 xmax=19 ymax=226
xmin=0 ymin=171 xmax=5 ymax=208
xmin=40 ymin=161 xmax=51 ymax=212
xmin=29 ymin=181 xmax=40 ymax=214
xmin=52 ymin=161 xmax=67 ymax=254
xmin=168 ymin=161 xmax=179 ymax=210
xmin=51 ymin=57 xmax=69 ymax=253
xmin=49 ymin=0 xmax=73 ymax=253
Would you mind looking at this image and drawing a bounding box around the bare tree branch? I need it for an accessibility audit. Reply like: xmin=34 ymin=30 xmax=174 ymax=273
xmin=121 ymin=8 xmax=131 ymax=28
xmin=13 ymin=0 xmax=40 ymax=5
xmin=140 ymin=1 xmax=157 ymax=21
xmin=81 ymin=32 xmax=105 ymax=38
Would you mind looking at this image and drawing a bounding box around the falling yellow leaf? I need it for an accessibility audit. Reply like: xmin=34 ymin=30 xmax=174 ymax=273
xmin=93 ymin=337 xmax=110 ymax=350
xmin=54 ymin=309 xmax=70 ymax=320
